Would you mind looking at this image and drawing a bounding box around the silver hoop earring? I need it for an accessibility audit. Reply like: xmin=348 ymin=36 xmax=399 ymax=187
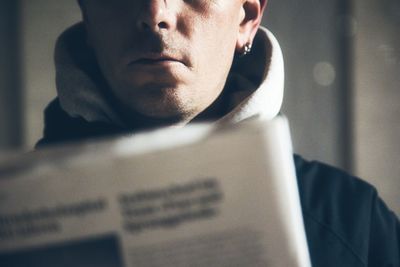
xmin=242 ymin=43 xmax=252 ymax=56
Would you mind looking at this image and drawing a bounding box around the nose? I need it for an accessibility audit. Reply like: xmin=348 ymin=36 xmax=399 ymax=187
xmin=136 ymin=0 xmax=176 ymax=32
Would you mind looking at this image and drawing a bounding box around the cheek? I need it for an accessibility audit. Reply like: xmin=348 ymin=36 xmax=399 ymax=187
xmin=189 ymin=13 xmax=239 ymax=75
xmin=88 ymin=20 xmax=125 ymax=55
xmin=87 ymin=20 xmax=131 ymax=83
xmin=187 ymin=27 xmax=237 ymax=106
xmin=85 ymin=5 xmax=135 ymax=64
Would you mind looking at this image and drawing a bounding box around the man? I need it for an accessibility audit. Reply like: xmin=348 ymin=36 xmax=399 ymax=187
xmin=38 ymin=0 xmax=400 ymax=266
xmin=38 ymin=0 xmax=282 ymax=144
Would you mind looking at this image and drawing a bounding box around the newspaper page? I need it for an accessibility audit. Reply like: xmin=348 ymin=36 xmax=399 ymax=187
xmin=0 ymin=117 xmax=311 ymax=267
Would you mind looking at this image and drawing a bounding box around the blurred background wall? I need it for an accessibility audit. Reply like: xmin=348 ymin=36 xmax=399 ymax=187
xmin=20 ymin=0 xmax=81 ymax=148
xmin=0 ymin=1 xmax=23 ymax=150
xmin=0 ymin=0 xmax=399 ymax=214
xmin=352 ymin=0 xmax=400 ymax=216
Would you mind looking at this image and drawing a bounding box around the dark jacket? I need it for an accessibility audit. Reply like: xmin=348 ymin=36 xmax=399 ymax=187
xmin=38 ymin=99 xmax=400 ymax=266
xmin=295 ymin=155 xmax=400 ymax=266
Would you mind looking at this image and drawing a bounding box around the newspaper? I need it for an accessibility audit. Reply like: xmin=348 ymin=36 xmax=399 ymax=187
xmin=0 ymin=117 xmax=311 ymax=267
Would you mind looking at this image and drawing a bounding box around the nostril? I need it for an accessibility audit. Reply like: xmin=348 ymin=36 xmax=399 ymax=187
xmin=158 ymin=21 xmax=168 ymax=29
xmin=139 ymin=21 xmax=168 ymax=31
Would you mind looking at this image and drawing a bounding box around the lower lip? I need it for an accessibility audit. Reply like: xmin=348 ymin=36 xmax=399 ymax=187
xmin=129 ymin=60 xmax=183 ymax=68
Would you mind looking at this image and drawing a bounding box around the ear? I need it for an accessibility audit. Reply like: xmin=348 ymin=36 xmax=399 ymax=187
xmin=236 ymin=0 xmax=267 ymax=53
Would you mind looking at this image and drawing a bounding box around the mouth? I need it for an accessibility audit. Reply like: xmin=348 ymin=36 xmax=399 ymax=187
xmin=129 ymin=54 xmax=185 ymax=66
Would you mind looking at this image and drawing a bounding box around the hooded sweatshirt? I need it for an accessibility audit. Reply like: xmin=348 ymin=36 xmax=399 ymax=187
xmin=37 ymin=24 xmax=400 ymax=266
xmin=37 ymin=23 xmax=284 ymax=146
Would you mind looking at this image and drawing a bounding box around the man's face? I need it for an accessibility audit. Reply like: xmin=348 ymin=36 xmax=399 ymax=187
xmin=81 ymin=0 xmax=261 ymax=122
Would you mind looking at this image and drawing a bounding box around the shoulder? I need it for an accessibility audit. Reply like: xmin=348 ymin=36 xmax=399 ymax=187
xmin=294 ymin=154 xmax=400 ymax=266
xmin=294 ymin=154 xmax=376 ymax=222
xmin=36 ymin=98 xmax=125 ymax=148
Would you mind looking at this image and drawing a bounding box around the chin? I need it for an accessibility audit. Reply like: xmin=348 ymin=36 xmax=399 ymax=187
xmin=139 ymin=105 xmax=183 ymax=118
xmin=127 ymin=86 xmax=198 ymax=117
xmin=112 ymin=79 xmax=210 ymax=123
xmin=121 ymin=94 xmax=196 ymax=121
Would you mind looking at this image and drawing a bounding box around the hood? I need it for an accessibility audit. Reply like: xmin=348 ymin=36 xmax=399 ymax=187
xmin=55 ymin=23 xmax=284 ymax=127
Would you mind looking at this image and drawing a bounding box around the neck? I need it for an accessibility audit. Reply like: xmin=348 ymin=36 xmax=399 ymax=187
xmin=112 ymin=86 xmax=232 ymax=131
